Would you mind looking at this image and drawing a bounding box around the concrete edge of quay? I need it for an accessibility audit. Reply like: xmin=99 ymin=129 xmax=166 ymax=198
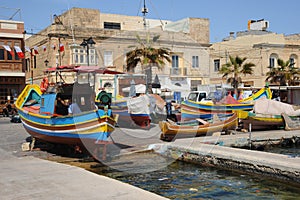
xmin=0 ymin=146 xmax=168 ymax=199
xmin=149 ymin=129 xmax=300 ymax=185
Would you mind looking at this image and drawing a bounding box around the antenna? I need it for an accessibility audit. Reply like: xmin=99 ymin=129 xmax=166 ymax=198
xmin=141 ymin=0 xmax=148 ymax=28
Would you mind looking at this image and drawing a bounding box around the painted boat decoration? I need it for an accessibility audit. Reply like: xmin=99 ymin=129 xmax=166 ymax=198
xmin=16 ymin=66 xmax=117 ymax=149
xmin=159 ymin=112 xmax=238 ymax=141
xmin=239 ymin=86 xmax=272 ymax=103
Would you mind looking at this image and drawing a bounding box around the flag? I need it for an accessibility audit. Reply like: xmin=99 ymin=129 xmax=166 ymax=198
xmin=42 ymin=45 xmax=47 ymax=52
xmin=14 ymin=46 xmax=25 ymax=59
xmin=51 ymin=44 xmax=56 ymax=50
xmin=25 ymin=46 xmax=31 ymax=52
xmin=2 ymin=45 xmax=14 ymax=56
xmin=33 ymin=46 xmax=39 ymax=54
xmin=59 ymin=43 xmax=64 ymax=52
xmin=25 ymin=46 xmax=33 ymax=56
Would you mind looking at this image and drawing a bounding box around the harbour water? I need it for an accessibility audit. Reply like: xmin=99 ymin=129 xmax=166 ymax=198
xmin=87 ymin=150 xmax=300 ymax=200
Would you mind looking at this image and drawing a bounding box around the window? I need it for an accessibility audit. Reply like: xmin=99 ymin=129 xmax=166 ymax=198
xmin=90 ymin=49 xmax=96 ymax=65
xmin=0 ymin=48 xmax=4 ymax=60
xmin=172 ymin=55 xmax=179 ymax=68
xmin=269 ymin=57 xmax=275 ymax=68
xmin=290 ymin=54 xmax=297 ymax=68
xmin=269 ymin=53 xmax=278 ymax=68
xmin=72 ymin=47 xmax=96 ymax=65
xmin=104 ymin=22 xmax=121 ymax=30
xmin=290 ymin=57 xmax=295 ymax=68
xmin=0 ymin=40 xmax=23 ymax=61
xmin=104 ymin=51 xmax=113 ymax=66
xmin=214 ymin=59 xmax=220 ymax=72
xmin=192 ymin=56 xmax=199 ymax=68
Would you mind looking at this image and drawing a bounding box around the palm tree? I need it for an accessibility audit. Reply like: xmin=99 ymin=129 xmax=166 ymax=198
xmin=266 ymin=58 xmax=300 ymax=86
xmin=219 ymin=55 xmax=255 ymax=97
xmin=126 ymin=34 xmax=171 ymax=93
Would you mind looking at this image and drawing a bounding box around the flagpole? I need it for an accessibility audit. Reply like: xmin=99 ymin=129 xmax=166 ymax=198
xmin=30 ymin=48 xmax=33 ymax=84
xmin=58 ymin=37 xmax=61 ymax=66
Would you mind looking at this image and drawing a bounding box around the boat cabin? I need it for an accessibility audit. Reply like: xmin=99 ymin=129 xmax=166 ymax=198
xmin=21 ymin=82 xmax=98 ymax=116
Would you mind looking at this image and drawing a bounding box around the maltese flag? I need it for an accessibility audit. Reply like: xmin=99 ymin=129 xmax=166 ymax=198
xmin=14 ymin=46 xmax=25 ymax=59
xmin=25 ymin=46 xmax=33 ymax=56
xmin=2 ymin=45 xmax=14 ymax=56
xmin=59 ymin=43 xmax=64 ymax=52
xmin=25 ymin=46 xmax=31 ymax=52
xmin=33 ymin=46 xmax=39 ymax=54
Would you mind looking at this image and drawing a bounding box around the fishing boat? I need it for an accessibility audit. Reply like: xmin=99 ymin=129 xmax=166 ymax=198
xmin=108 ymin=95 xmax=152 ymax=129
xmin=180 ymin=87 xmax=272 ymax=121
xmin=241 ymin=111 xmax=284 ymax=131
xmin=159 ymin=112 xmax=238 ymax=141
xmin=241 ymin=97 xmax=300 ymax=131
xmin=15 ymin=66 xmax=116 ymax=152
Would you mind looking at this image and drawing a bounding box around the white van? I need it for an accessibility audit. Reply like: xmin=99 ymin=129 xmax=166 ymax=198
xmin=187 ymin=91 xmax=208 ymax=102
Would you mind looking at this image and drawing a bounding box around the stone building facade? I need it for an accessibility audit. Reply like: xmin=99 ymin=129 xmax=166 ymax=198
xmin=0 ymin=20 xmax=26 ymax=104
xmin=24 ymin=7 xmax=211 ymax=97
xmin=210 ymin=28 xmax=300 ymax=88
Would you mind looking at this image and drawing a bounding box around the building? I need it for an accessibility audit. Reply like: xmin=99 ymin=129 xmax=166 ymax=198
xmin=0 ymin=19 xmax=26 ymax=104
xmin=209 ymin=19 xmax=300 ymax=88
xmin=24 ymin=7 xmax=211 ymax=98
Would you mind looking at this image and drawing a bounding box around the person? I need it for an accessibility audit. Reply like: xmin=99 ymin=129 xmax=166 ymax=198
xmin=68 ymin=99 xmax=81 ymax=115
xmin=56 ymin=96 xmax=69 ymax=115
xmin=3 ymin=101 xmax=12 ymax=117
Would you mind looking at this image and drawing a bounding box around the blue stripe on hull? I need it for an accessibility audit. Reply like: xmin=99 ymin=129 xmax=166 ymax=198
xmin=22 ymin=122 xmax=109 ymax=140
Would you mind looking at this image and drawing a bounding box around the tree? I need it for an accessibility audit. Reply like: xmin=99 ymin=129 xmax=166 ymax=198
xmin=265 ymin=58 xmax=300 ymax=86
xmin=219 ymin=55 xmax=255 ymax=96
xmin=126 ymin=34 xmax=171 ymax=93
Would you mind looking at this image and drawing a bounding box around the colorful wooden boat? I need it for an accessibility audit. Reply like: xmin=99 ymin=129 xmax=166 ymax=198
xmin=241 ymin=111 xmax=284 ymax=131
xmin=181 ymin=87 xmax=272 ymax=121
xmin=16 ymin=69 xmax=116 ymax=151
xmin=106 ymin=96 xmax=151 ymax=129
xmin=159 ymin=112 xmax=238 ymax=141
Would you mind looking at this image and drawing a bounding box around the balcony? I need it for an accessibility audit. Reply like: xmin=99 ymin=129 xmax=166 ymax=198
xmin=170 ymin=67 xmax=187 ymax=76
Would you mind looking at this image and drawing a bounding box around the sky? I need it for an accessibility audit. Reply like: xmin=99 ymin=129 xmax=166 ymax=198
xmin=1 ymin=0 xmax=300 ymax=43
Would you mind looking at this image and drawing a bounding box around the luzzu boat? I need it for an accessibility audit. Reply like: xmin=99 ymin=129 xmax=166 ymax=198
xmin=181 ymin=87 xmax=272 ymax=121
xmin=104 ymin=95 xmax=151 ymax=129
xmin=15 ymin=66 xmax=116 ymax=151
xmin=159 ymin=112 xmax=238 ymax=141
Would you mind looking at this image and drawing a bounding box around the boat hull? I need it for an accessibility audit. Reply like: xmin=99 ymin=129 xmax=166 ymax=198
xmin=16 ymin=84 xmax=116 ymax=147
xmin=159 ymin=113 xmax=238 ymax=141
xmin=241 ymin=112 xmax=284 ymax=131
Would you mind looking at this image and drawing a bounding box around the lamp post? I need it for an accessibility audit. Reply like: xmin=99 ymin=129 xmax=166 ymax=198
xmin=80 ymin=37 xmax=96 ymax=66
